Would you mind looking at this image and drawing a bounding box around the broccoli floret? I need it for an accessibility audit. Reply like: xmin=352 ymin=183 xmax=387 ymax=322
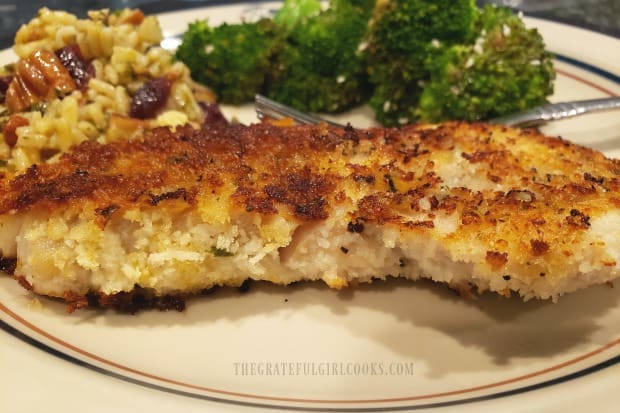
xmin=175 ymin=18 xmax=281 ymax=104
xmin=332 ymin=0 xmax=377 ymax=17
xmin=415 ymin=5 xmax=555 ymax=122
xmin=274 ymin=0 xmax=375 ymax=31
xmin=267 ymin=0 xmax=371 ymax=113
xmin=273 ymin=0 xmax=322 ymax=32
xmin=365 ymin=0 xmax=478 ymax=125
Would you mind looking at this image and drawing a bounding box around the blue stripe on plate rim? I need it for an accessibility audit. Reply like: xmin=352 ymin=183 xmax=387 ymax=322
xmin=555 ymin=54 xmax=620 ymax=85
xmin=0 ymin=316 xmax=618 ymax=411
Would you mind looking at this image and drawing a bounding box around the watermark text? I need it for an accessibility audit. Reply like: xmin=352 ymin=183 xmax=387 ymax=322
xmin=232 ymin=361 xmax=414 ymax=376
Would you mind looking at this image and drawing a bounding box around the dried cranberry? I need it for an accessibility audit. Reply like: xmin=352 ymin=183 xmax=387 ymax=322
xmin=55 ymin=45 xmax=94 ymax=91
xmin=199 ymin=102 xmax=229 ymax=126
xmin=130 ymin=77 xmax=172 ymax=119
xmin=0 ymin=75 xmax=13 ymax=103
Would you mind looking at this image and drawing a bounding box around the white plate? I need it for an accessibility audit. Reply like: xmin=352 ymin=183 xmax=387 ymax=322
xmin=1 ymin=2 xmax=619 ymax=412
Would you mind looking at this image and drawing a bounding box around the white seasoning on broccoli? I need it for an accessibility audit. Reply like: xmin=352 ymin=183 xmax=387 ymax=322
xmin=473 ymin=36 xmax=485 ymax=55
xmin=204 ymin=44 xmax=214 ymax=54
xmin=465 ymin=57 xmax=475 ymax=69
xmin=383 ymin=100 xmax=392 ymax=112
xmin=502 ymin=24 xmax=511 ymax=37
xmin=336 ymin=75 xmax=346 ymax=84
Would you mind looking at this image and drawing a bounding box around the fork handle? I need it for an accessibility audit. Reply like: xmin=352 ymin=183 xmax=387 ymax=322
xmin=491 ymin=97 xmax=620 ymax=127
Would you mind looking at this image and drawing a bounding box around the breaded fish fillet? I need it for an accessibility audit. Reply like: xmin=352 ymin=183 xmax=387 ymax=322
xmin=1 ymin=121 xmax=619 ymax=309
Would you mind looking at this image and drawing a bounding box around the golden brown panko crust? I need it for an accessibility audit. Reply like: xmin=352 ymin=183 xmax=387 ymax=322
xmin=2 ymin=121 xmax=620 ymax=308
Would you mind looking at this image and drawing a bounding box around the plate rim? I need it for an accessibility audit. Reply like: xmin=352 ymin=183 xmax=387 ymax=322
xmin=1 ymin=2 xmax=620 ymax=411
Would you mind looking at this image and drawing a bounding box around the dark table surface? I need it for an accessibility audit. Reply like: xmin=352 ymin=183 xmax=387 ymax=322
xmin=1 ymin=0 xmax=618 ymax=50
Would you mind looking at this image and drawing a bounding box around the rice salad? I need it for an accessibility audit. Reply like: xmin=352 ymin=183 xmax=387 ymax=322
xmin=0 ymin=8 xmax=214 ymax=172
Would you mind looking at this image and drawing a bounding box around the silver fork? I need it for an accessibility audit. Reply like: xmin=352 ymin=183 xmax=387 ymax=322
xmin=255 ymin=94 xmax=620 ymax=128
xmin=255 ymin=94 xmax=345 ymax=127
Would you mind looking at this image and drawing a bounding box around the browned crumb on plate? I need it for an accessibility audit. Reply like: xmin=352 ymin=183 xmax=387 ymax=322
xmin=61 ymin=287 xmax=187 ymax=313
xmin=0 ymin=256 xmax=17 ymax=274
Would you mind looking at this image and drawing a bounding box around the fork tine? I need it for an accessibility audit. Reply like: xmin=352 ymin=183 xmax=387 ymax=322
xmin=255 ymin=94 xmax=345 ymax=127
